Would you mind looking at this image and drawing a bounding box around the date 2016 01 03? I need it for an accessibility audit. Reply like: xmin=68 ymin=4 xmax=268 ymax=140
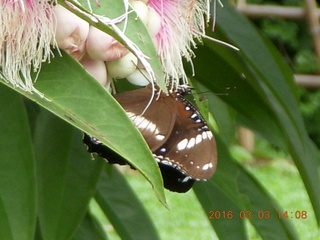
xmin=208 ymin=210 xmax=308 ymax=220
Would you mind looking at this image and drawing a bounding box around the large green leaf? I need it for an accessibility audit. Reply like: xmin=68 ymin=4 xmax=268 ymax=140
xmin=195 ymin=136 xmax=298 ymax=240
xmin=73 ymin=212 xmax=108 ymax=240
xmin=237 ymin=164 xmax=299 ymax=240
xmin=194 ymin=182 xmax=247 ymax=240
xmin=34 ymin=108 xmax=104 ymax=240
xmin=0 ymin=51 xmax=166 ymax=205
xmin=191 ymin=80 xmax=236 ymax=145
xmin=193 ymin=1 xmax=320 ymax=225
xmin=0 ymin=85 xmax=36 ymax=240
xmin=193 ymin=136 xmax=247 ymax=240
xmin=95 ymin=165 xmax=160 ymax=240
xmin=191 ymin=46 xmax=285 ymax=147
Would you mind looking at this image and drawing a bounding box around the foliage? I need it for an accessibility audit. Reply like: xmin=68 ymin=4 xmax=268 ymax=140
xmin=299 ymin=88 xmax=320 ymax=148
xmin=0 ymin=1 xmax=319 ymax=240
xmin=248 ymin=0 xmax=320 ymax=149
xmin=249 ymin=0 xmax=319 ymax=74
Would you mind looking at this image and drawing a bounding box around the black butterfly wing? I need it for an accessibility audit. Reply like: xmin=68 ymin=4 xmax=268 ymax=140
xmin=153 ymin=93 xmax=217 ymax=180
xmin=83 ymin=134 xmax=131 ymax=166
xmin=114 ymin=86 xmax=177 ymax=151
xmin=157 ymin=162 xmax=196 ymax=193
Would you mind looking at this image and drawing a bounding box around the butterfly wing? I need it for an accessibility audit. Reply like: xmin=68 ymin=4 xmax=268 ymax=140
xmin=115 ymin=86 xmax=177 ymax=151
xmin=157 ymin=162 xmax=196 ymax=193
xmin=153 ymin=93 xmax=217 ymax=180
xmin=83 ymin=134 xmax=132 ymax=166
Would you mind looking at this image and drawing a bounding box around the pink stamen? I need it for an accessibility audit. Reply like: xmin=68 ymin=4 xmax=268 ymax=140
xmin=0 ymin=0 xmax=57 ymax=96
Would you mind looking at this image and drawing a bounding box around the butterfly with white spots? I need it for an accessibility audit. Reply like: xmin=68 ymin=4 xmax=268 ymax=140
xmin=84 ymin=84 xmax=217 ymax=192
xmin=113 ymin=85 xmax=217 ymax=192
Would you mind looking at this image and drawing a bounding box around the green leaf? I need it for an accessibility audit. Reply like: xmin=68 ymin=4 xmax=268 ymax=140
xmin=73 ymin=212 xmax=108 ymax=240
xmin=0 ymin=85 xmax=36 ymax=240
xmin=194 ymin=182 xmax=247 ymax=240
xmin=207 ymin=136 xmax=249 ymax=210
xmin=34 ymin=108 xmax=104 ymax=240
xmin=191 ymin=80 xmax=236 ymax=145
xmin=95 ymin=165 xmax=160 ymax=240
xmin=193 ymin=136 xmax=247 ymax=240
xmin=191 ymin=46 xmax=285 ymax=147
xmin=0 ymin=50 xmax=166 ymax=205
xmin=0 ymin=197 xmax=13 ymax=239
xmin=238 ymin=165 xmax=299 ymax=240
xmin=195 ymin=136 xmax=298 ymax=240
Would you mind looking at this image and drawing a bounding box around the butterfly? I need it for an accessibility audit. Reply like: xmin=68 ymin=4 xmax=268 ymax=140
xmin=84 ymin=84 xmax=217 ymax=192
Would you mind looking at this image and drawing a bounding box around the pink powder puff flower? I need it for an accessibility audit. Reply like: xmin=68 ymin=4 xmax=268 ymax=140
xmin=148 ymin=0 xmax=210 ymax=88
xmin=0 ymin=0 xmax=57 ymax=96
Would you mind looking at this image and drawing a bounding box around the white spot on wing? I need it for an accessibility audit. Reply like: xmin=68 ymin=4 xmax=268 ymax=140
xmin=148 ymin=123 xmax=156 ymax=132
xmin=187 ymin=137 xmax=195 ymax=149
xmin=207 ymin=131 xmax=213 ymax=140
xmin=202 ymin=163 xmax=213 ymax=170
xmin=127 ymin=112 xmax=135 ymax=118
xmin=196 ymin=134 xmax=202 ymax=144
xmin=128 ymin=112 xmax=165 ymax=139
xmin=177 ymin=138 xmax=188 ymax=151
xmin=181 ymin=176 xmax=192 ymax=183
xmin=138 ymin=119 xmax=149 ymax=129
xmin=190 ymin=113 xmax=197 ymax=119
xmin=159 ymin=148 xmax=166 ymax=153
xmin=156 ymin=135 xmax=165 ymax=141
xmin=202 ymin=131 xmax=208 ymax=140
xmin=132 ymin=115 xmax=145 ymax=126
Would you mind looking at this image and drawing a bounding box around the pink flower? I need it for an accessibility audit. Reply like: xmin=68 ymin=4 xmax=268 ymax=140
xmin=147 ymin=0 xmax=210 ymax=87
xmin=0 ymin=0 xmax=57 ymax=95
xmin=0 ymin=0 xmax=214 ymax=94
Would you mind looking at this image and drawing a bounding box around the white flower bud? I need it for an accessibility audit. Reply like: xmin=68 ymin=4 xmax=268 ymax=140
xmin=127 ymin=68 xmax=150 ymax=86
xmin=86 ymin=26 xmax=129 ymax=61
xmin=130 ymin=1 xmax=149 ymax=25
xmin=107 ymin=52 xmax=138 ymax=79
xmin=80 ymin=57 xmax=107 ymax=86
xmin=147 ymin=7 xmax=162 ymax=37
xmin=86 ymin=26 xmax=112 ymax=60
xmin=54 ymin=5 xmax=89 ymax=60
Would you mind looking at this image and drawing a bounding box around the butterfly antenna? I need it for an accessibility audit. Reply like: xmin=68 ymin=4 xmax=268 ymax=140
xmin=194 ymin=85 xmax=236 ymax=96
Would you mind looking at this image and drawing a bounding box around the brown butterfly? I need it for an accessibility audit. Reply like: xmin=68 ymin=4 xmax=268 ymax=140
xmin=84 ymin=85 xmax=217 ymax=192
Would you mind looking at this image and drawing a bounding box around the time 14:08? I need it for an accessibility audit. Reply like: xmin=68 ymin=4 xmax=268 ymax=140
xmin=278 ymin=211 xmax=307 ymax=219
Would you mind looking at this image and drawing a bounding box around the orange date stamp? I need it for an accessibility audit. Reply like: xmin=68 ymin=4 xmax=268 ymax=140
xmin=208 ymin=210 xmax=308 ymax=219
